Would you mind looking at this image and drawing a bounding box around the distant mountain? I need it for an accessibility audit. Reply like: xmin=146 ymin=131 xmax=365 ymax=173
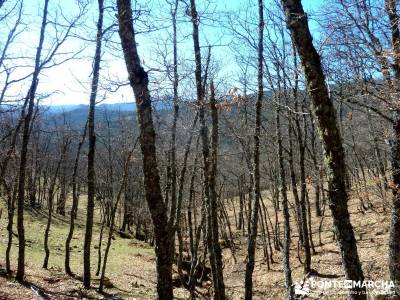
xmin=43 ymin=104 xmax=84 ymax=113
xmin=98 ymin=102 xmax=136 ymax=111
xmin=43 ymin=102 xmax=136 ymax=114
xmin=40 ymin=100 xmax=173 ymax=128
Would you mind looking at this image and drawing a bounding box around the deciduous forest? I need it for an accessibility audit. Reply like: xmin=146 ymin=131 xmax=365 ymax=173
xmin=0 ymin=0 xmax=399 ymax=299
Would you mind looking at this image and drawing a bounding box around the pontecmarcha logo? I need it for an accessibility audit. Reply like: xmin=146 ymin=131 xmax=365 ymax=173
xmin=294 ymin=280 xmax=310 ymax=296
xmin=293 ymin=278 xmax=395 ymax=297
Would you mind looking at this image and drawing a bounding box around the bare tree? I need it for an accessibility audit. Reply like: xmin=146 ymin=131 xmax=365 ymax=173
xmin=65 ymin=121 xmax=87 ymax=275
xmin=276 ymin=99 xmax=294 ymax=299
xmin=43 ymin=138 xmax=70 ymax=269
xmin=385 ymin=0 xmax=400 ymax=293
xmin=244 ymin=1 xmax=264 ymax=299
xmin=117 ymin=0 xmax=173 ymax=298
xmin=15 ymin=0 xmax=50 ymax=281
xmin=99 ymin=149 xmax=133 ymax=292
xmin=83 ymin=0 xmax=104 ymax=288
xmin=282 ymin=0 xmax=366 ymax=298
xmin=189 ymin=0 xmax=226 ymax=298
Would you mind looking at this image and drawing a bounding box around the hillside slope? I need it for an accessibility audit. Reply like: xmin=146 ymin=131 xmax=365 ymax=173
xmin=0 ymin=185 xmax=391 ymax=299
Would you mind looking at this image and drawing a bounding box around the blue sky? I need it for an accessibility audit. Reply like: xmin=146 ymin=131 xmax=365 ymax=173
xmin=1 ymin=0 xmax=325 ymax=106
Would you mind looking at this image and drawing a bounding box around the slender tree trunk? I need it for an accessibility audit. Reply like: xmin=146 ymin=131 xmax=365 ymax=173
xmin=99 ymin=152 xmax=132 ymax=292
xmin=5 ymin=181 xmax=17 ymax=274
xmin=65 ymin=121 xmax=87 ymax=275
xmin=166 ymin=0 xmax=180 ymax=276
xmin=389 ymin=114 xmax=400 ymax=294
xmin=294 ymin=100 xmax=311 ymax=273
xmin=276 ymin=103 xmax=294 ymax=299
xmin=57 ymin=126 xmax=68 ymax=216
xmin=305 ymin=188 xmax=316 ymax=254
xmin=187 ymin=152 xmax=201 ymax=297
xmin=117 ymin=1 xmax=173 ymax=298
xmin=288 ymin=121 xmax=303 ymax=246
xmin=16 ymin=0 xmax=50 ymax=281
xmin=309 ymin=112 xmax=322 ymax=217
xmin=83 ymin=0 xmax=104 ymax=288
xmin=238 ymin=179 xmax=244 ymax=231
xmin=209 ymin=81 xmax=226 ymax=298
xmin=43 ymin=141 xmax=68 ymax=269
xmin=282 ymin=1 xmax=366 ymax=298
xmin=57 ymin=158 xmax=67 ymax=216
xmin=168 ymin=0 xmax=179 ymax=232
xmin=367 ymin=112 xmax=387 ymax=204
xmin=1 ymin=109 xmax=27 ymax=275
xmin=188 ymin=1 xmax=225 ymax=297
xmin=96 ymin=219 xmax=105 ymax=276
xmin=244 ymin=1 xmax=263 ymax=299
xmin=385 ymin=2 xmax=400 ymax=292
xmin=260 ymin=196 xmax=274 ymax=264
xmin=257 ymin=203 xmax=269 ymax=265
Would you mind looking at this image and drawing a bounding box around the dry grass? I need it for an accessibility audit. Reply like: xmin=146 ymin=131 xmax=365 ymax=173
xmin=220 ymin=185 xmax=392 ymax=299
xmin=0 ymin=181 xmax=393 ymax=299
xmin=0 ymin=196 xmax=189 ymax=299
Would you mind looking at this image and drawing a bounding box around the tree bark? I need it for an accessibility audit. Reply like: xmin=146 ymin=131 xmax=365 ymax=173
xmin=294 ymin=100 xmax=311 ymax=273
xmin=43 ymin=141 xmax=68 ymax=269
xmin=209 ymin=80 xmax=226 ymax=299
xmin=188 ymin=0 xmax=225 ymax=298
xmin=276 ymin=102 xmax=295 ymax=299
xmin=282 ymin=0 xmax=366 ymax=298
xmin=385 ymin=1 xmax=400 ymax=293
xmin=65 ymin=121 xmax=87 ymax=275
xmin=5 ymin=181 xmax=17 ymax=274
xmin=288 ymin=121 xmax=303 ymax=246
xmin=244 ymin=1 xmax=263 ymax=299
xmin=83 ymin=0 xmax=103 ymax=288
xmin=117 ymin=1 xmax=173 ymax=298
xmin=16 ymin=0 xmax=50 ymax=281
xmin=99 ymin=151 xmax=132 ymax=292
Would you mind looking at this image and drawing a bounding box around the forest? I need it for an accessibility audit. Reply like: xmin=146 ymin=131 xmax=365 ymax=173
xmin=0 ymin=0 xmax=399 ymax=299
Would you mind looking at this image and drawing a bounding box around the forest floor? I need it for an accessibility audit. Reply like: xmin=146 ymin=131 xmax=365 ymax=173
xmin=0 ymin=182 xmax=393 ymax=299
xmin=222 ymin=185 xmax=392 ymax=300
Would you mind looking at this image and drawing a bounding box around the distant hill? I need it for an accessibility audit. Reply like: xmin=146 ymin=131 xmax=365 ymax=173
xmin=41 ymin=104 xmax=136 ymax=128
xmin=43 ymin=102 xmax=136 ymax=114
xmin=40 ymin=100 xmax=174 ymax=129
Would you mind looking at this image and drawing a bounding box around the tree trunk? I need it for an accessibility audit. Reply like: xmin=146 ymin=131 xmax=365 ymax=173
xmin=385 ymin=1 xmax=400 ymax=293
xmin=65 ymin=121 xmax=87 ymax=275
xmin=43 ymin=141 xmax=68 ymax=269
xmin=188 ymin=0 xmax=225 ymax=297
xmin=288 ymin=121 xmax=303 ymax=246
xmin=5 ymin=181 xmax=17 ymax=274
xmin=57 ymin=152 xmax=68 ymax=216
xmin=244 ymin=1 xmax=263 ymax=299
xmin=282 ymin=0 xmax=366 ymax=298
xmin=16 ymin=0 xmax=50 ymax=281
xmin=117 ymin=1 xmax=173 ymax=298
xmin=276 ymin=103 xmax=294 ymax=299
xmin=294 ymin=100 xmax=311 ymax=273
xmin=83 ymin=0 xmax=103 ymax=289
xmin=99 ymin=152 xmax=132 ymax=292
xmin=209 ymin=81 xmax=226 ymax=298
